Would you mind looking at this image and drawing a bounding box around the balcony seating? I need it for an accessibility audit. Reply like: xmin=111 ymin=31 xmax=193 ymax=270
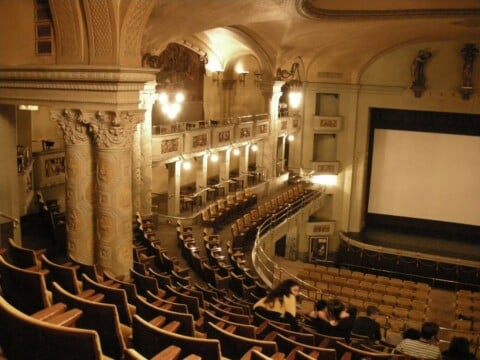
xmin=7 ymin=237 xmax=45 ymax=270
xmin=131 ymin=315 xmax=223 ymax=360
xmin=0 ymin=255 xmax=51 ymax=314
xmin=0 ymin=296 xmax=107 ymax=360
xmin=50 ymin=281 xmax=128 ymax=359
xmin=40 ymin=254 xmax=83 ymax=295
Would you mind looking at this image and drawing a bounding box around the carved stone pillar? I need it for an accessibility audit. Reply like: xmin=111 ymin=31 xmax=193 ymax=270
xmin=259 ymin=81 xmax=284 ymax=181
xmin=132 ymin=122 xmax=142 ymax=215
xmin=54 ymin=109 xmax=95 ymax=264
xmin=219 ymin=149 xmax=231 ymax=192
xmin=167 ymin=160 xmax=181 ymax=216
xmin=239 ymin=144 xmax=250 ymax=186
xmin=139 ymin=85 xmax=155 ymax=215
xmin=85 ymin=110 xmax=142 ymax=277
xmin=196 ymin=155 xmax=208 ymax=204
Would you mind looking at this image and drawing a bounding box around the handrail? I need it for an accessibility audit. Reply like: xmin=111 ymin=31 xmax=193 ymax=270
xmin=0 ymin=211 xmax=19 ymax=228
xmin=252 ymin=189 xmax=322 ymax=290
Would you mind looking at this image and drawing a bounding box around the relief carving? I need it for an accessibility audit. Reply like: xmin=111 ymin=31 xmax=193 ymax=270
xmin=86 ymin=111 xmax=142 ymax=149
xmin=54 ymin=109 xmax=90 ymax=146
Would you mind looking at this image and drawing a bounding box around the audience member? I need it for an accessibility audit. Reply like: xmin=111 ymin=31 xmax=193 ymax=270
xmin=310 ymin=299 xmax=352 ymax=339
xmin=253 ymin=279 xmax=301 ymax=330
xmin=402 ymin=328 xmax=420 ymax=340
xmin=395 ymin=322 xmax=442 ymax=359
xmin=351 ymin=305 xmax=382 ymax=342
xmin=442 ymin=337 xmax=475 ymax=360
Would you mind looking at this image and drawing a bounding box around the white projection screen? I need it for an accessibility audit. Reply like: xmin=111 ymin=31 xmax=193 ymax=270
xmin=368 ymin=129 xmax=480 ymax=227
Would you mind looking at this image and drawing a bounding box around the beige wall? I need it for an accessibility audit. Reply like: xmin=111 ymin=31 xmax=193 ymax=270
xmin=301 ymin=40 xmax=480 ymax=253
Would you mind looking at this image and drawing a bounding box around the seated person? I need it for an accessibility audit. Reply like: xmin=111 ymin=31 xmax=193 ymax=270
xmin=395 ymin=322 xmax=442 ymax=360
xmin=253 ymin=279 xmax=301 ymax=330
xmin=351 ymin=305 xmax=382 ymax=342
xmin=442 ymin=337 xmax=475 ymax=360
xmin=309 ymin=299 xmax=353 ymax=339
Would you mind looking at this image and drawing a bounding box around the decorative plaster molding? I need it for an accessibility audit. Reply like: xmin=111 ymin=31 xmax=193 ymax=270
xmin=53 ymin=109 xmax=90 ymax=146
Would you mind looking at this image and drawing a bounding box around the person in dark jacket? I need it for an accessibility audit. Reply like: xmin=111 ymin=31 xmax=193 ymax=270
xmin=351 ymin=305 xmax=382 ymax=342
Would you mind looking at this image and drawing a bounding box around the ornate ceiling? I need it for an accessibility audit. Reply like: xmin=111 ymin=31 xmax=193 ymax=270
xmin=141 ymin=0 xmax=480 ymax=82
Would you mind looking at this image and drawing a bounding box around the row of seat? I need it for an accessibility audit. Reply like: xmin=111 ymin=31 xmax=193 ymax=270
xmin=231 ymin=184 xmax=309 ymax=249
xmin=298 ymin=265 xmax=431 ymax=294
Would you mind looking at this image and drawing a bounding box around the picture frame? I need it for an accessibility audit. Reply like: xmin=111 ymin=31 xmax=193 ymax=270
xmin=34 ymin=150 xmax=66 ymax=188
xmin=309 ymin=236 xmax=328 ymax=263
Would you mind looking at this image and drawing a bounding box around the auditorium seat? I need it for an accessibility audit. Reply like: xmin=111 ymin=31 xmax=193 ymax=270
xmin=272 ymin=332 xmax=337 ymax=360
xmin=50 ymin=281 xmax=129 ymax=359
xmin=0 ymin=255 xmax=51 ymax=314
xmin=7 ymin=237 xmax=45 ymax=270
xmin=0 ymin=296 xmax=107 ymax=360
xmin=132 ymin=315 xmax=223 ymax=360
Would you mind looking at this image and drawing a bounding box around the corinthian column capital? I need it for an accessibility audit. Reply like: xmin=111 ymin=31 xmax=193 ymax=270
xmin=84 ymin=110 xmax=144 ymax=149
xmin=53 ymin=109 xmax=90 ymax=146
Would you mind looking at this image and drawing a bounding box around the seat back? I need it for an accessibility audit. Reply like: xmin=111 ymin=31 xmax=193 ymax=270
xmin=204 ymin=310 xmax=256 ymax=338
xmin=7 ymin=238 xmax=38 ymax=269
xmin=81 ymin=273 xmax=132 ymax=326
xmin=274 ymin=331 xmax=336 ymax=360
xmin=206 ymin=321 xmax=278 ymax=359
xmin=103 ymin=270 xmax=139 ymax=304
xmin=135 ymin=295 xmax=195 ymax=336
xmin=41 ymin=254 xmax=81 ymax=294
xmin=51 ymin=281 xmax=126 ymax=359
xmin=132 ymin=315 xmax=222 ymax=360
xmin=0 ymin=296 xmax=104 ymax=360
xmin=130 ymin=267 xmax=160 ymax=297
xmin=0 ymin=255 xmax=50 ymax=314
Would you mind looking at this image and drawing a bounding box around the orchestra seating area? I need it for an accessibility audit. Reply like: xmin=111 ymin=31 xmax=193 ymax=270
xmin=1 ymin=184 xmax=480 ymax=359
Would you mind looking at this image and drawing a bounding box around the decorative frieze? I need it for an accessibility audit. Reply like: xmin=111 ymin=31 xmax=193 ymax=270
xmin=312 ymin=116 xmax=342 ymax=132
xmin=184 ymin=129 xmax=210 ymax=153
xmin=311 ymin=161 xmax=340 ymax=174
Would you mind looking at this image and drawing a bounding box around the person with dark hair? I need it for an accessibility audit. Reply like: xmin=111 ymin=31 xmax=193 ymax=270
xmin=395 ymin=322 xmax=441 ymax=359
xmin=309 ymin=299 xmax=352 ymax=339
xmin=253 ymin=279 xmax=301 ymax=330
xmin=403 ymin=328 xmax=420 ymax=340
xmin=351 ymin=305 xmax=382 ymax=342
xmin=442 ymin=337 xmax=475 ymax=360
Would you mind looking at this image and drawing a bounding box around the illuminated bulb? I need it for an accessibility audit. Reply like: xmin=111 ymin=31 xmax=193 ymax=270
xmin=158 ymin=92 xmax=168 ymax=104
xmin=175 ymin=92 xmax=185 ymax=103
xmin=251 ymin=144 xmax=258 ymax=152
xmin=311 ymin=175 xmax=337 ymax=186
xmin=288 ymin=91 xmax=302 ymax=108
xmin=233 ymin=148 xmax=240 ymax=156
xmin=287 ymin=134 xmax=294 ymax=142
xmin=182 ymin=160 xmax=191 ymax=170
xmin=210 ymin=153 xmax=219 ymax=162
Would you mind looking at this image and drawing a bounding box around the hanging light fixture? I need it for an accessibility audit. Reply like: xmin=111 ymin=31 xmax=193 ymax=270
xmin=158 ymin=89 xmax=185 ymax=120
xmin=276 ymin=61 xmax=303 ymax=109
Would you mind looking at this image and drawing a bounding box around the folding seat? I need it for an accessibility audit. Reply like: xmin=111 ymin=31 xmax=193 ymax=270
xmin=403 ymin=280 xmax=416 ymax=290
xmin=326 ymin=267 xmax=339 ymax=275
xmin=354 ymin=289 xmax=369 ymax=301
xmin=389 ymin=278 xmax=404 ymax=288
xmin=378 ymin=304 xmax=394 ymax=316
xmin=385 ymin=285 xmax=402 ymax=297
xmin=368 ymin=292 xmax=383 ymax=304
xmin=363 ymin=273 xmax=377 ymax=282
xmin=349 ymin=298 xmax=364 ymax=311
xmin=376 ymin=276 xmax=390 ymax=285
xmin=396 ymin=297 xmax=412 ymax=310
xmin=351 ymin=271 xmax=364 ymax=280
xmin=382 ymin=294 xmax=397 ymax=307
xmin=372 ymin=283 xmax=386 ymax=294
xmin=392 ymin=307 xmax=409 ymax=319
xmin=408 ymin=309 xmax=425 ymax=322
xmin=341 ymin=286 xmax=355 ymax=298
xmin=338 ymin=268 xmax=352 ymax=278
xmin=346 ymin=278 xmax=359 ymax=288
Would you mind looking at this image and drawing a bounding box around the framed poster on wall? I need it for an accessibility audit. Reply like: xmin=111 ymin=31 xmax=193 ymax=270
xmin=309 ymin=236 xmax=328 ymax=263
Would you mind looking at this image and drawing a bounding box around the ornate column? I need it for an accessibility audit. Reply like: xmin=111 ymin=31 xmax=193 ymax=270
xmin=239 ymin=144 xmax=250 ymax=186
xmin=54 ymin=109 xmax=95 ymax=264
xmin=219 ymin=149 xmax=231 ymax=192
xmin=139 ymin=84 xmax=156 ymax=215
xmin=132 ymin=122 xmax=142 ymax=215
xmin=85 ymin=110 xmax=142 ymax=277
xmin=259 ymin=81 xmax=284 ymax=182
xmin=196 ymin=155 xmax=208 ymax=204
xmin=167 ymin=160 xmax=181 ymax=215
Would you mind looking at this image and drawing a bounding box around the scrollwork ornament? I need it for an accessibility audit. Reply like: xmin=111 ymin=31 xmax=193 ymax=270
xmin=88 ymin=110 xmax=142 ymax=149
xmin=54 ymin=109 xmax=90 ymax=146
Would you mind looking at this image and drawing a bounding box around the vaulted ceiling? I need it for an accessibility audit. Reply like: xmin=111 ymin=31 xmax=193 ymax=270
xmin=141 ymin=0 xmax=480 ymax=82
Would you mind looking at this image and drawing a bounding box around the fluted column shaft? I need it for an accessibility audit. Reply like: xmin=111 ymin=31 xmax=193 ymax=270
xmin=54 ymin=109 xmax=95 ymax=264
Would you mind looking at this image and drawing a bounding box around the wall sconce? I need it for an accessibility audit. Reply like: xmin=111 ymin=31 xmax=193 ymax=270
xmin=251 ymin=143 xmax=258 ymax=152
xmin=210 ymin=152 xmax=219 ymax=162
xmin=238 ymin=71 xmax=249 ymax=87
xmin=212 ymin=70 xmax=223 ymax=84
xmin=276 ymin=61 xmax=303 ymax=108
xmin=287 ymin=134 xmax=295 ymax=142
xmin=232 ymin=147 xmax=240 ymax=156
